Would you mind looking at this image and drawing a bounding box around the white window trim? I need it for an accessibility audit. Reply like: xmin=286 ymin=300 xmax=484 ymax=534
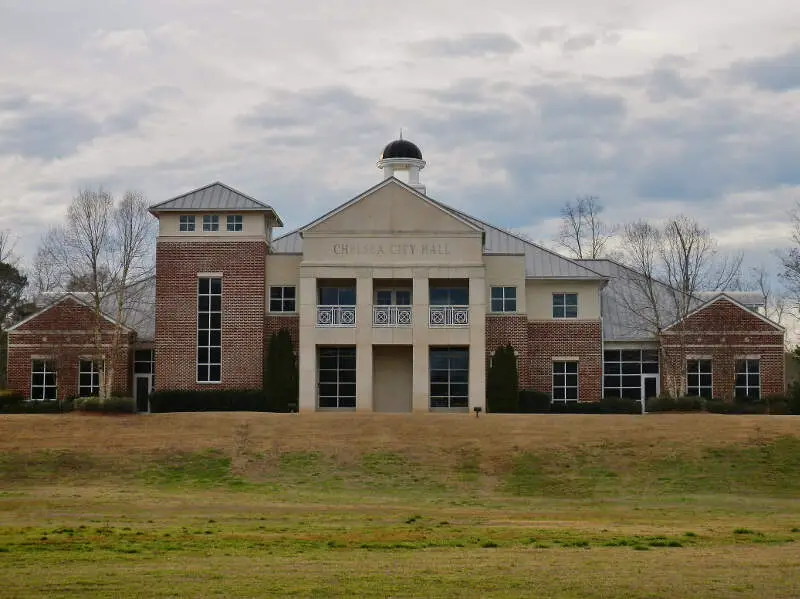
xmin=226 ymin=214 xmax=243 ymax=232
xmin=552 ymin=360 xmax=579 ymax=402
xmin=269 ymin=285 xmax=297 ymax=313
xmin=489 ymin=286 xmax=517 ymax=313
xmin=734 ymin=357 xmax=761 ymax=400
xmin=552 ymin=292 xmax=579 ymax=319
xmin=78 ymin=358 xmax=104 ymax=397
xmin=30 ymin=358 xmax=57 ymax=401
xmin=686 ymin=358 xmax=712 ymax=398
xmin=197 ymin=276 xmax=222 ymax=384
xmin=202 ymin=215 xmax=220 ymax=232
xmin=179 ymin=215 xmax=196 ymax=232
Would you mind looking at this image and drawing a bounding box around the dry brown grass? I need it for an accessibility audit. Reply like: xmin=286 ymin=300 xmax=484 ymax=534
xmin=2 ymin=412 xmax=797 ymax=460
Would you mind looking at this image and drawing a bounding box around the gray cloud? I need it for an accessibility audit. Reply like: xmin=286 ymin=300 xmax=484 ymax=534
xmin=0 ymin=104 xmax=100 ymax=160
xmin=727 ymin=45 xmax=800 ymax=92
xmin=411 ymin=32 xmax=523 ymax=58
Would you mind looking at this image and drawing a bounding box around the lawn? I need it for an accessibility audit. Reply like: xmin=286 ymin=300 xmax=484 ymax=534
xmin=1 ymin=412 xmax=799 ymax=598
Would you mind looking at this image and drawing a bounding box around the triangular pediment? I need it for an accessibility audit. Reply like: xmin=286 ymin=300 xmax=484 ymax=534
xmin=304 ymin=178 xmax=482 ymax=235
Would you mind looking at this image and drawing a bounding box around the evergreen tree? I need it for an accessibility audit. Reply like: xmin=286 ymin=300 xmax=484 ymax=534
xmin=486 ymin=344 xmax=519 ymax=413
xmin=264 ymin=328 xmax=299 ymax=412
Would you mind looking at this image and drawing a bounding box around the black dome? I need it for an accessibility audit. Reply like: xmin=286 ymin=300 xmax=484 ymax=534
xmin=380 ymin=139 xmax=423 ymax=160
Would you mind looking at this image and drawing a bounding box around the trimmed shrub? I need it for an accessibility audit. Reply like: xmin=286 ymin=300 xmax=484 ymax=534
xmin=646 ymin=395 xmax=706 ymax=413
xmin=74 ymin=396 xmax=135 ymax=413
xmin=264 ymin=328 xmax=299 ymax=412
xmin=0 ymin=399 xmax=70 ymax=414
xmin=149 ymin=389 xmax=269 ymax=413
xmin=518 ymin=390 xmax=552 ymax=413
xmin=788 ymin=383 xmax=800 ymax=415
xmin=487 ymin=345 xmax=519 ymax=413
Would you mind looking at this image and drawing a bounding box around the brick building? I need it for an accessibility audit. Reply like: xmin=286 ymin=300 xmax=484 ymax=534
xmin=4 ymin=138 xmax=786 ymax=410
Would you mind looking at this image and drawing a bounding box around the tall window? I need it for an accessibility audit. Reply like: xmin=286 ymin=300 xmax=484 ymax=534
xmin=603 ymin=350 xmax=659 ymax=399
xmin=197 ymin=277 xmax=222 ymax=383
xmin=203 ymin=215 xmax=219 ymax=232
xmin=429 ymin=286 xmax=469 ymax=306
xmin=429 ymin=348 xmax=469 ymax=409
xmin=318 ymin=286 xmax=356 ymax=306
xmin=686 ymin=359 xmax=712 ymax=399
xmin=735 ymin=359 xmax=760 ymax=400
xmin=134 ymin=349 xmax=154 ymax=374
xmin=552 ymin=361 xmax=579 ymax=401
xmin=226 ymin=215 xmax=243 ymax=232
xmin=31 ymin=359 xmax=57 ymax=400
xmin=552 ymin=293 xmax=578 ymax=318
xmin=179 ymin=215 xmax=195 ymax=232
xmin=269 ymin=286 xmax=296 ymax=312
xmin=318 ymin=347 xmax=356 ymax=408
xmin=490 ymin=287 xmax=517 ymax=312
xmin=78 ymin=359 xmax=103 ymax=396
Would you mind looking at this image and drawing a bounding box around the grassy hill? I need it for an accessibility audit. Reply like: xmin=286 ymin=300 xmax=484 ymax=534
xmin=1 ymin=413 xmax=800 ymax=598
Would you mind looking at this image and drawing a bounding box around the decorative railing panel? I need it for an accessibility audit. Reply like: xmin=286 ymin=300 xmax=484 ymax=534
xmin=428 ymin=305 xmax=470 ymax=327
xmin=316 ymin=305 xmax=356 ymax=327
xmin=372 ymin=305 xmax=412 ymax=327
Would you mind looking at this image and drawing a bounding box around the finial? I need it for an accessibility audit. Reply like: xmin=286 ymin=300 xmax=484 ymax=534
xmin=399 ymin=128 xmax=403 ymax=140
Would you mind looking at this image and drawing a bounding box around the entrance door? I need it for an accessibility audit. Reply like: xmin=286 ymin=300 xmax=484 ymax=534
xmin=373 ymin=346 xmax=413 ymax=413
xmin=135 ymin=375 xmax=152 ymax=413
xmin=641 ymin=374 xmax=659 ymax=402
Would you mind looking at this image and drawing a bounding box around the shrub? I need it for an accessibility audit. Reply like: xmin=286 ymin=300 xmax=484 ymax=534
xmin=149 ymin=389 xmax=269 ymax=413
xmin=550 ymin=397 xmax=640 ymax=414
xmin=74 ymin=396 xmax=135 ymax=413
xmin=646 ymin=395 xmax=705 ymax=413
xmin=264 ymin=328 xmax=299 ymax=412
xmin=487 ymin=345 xmax=519 ymax=413
xmin=788 ymin=383 xmax=800 ymax=415
xmin=518 ymin=390 xmax=552 ymax=413
xmin=0 ymin=399 xmax=70 ymax=414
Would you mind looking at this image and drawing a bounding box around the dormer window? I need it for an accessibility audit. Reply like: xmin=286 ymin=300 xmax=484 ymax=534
xmin=227 ymin=215 xmax=243 ymax=232
xmin=203 ymin=215 xmax=219 ymax=232
xmin=179 ymin=215 xmax=195 ymax=232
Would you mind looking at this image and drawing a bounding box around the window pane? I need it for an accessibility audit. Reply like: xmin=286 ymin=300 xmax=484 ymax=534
xmin=396 ymin=291 xmax=411 ymax=305
xmin=270 ymin=287 xmax=282 ymax=299
xmin=505 ymin=287 xmax=516 ymax=299
xmin=604 ymin=375 xmax=621 ymax=388
xmin=565 ymin=294 xmax=578 ymax=307
xmin=269 ymin=299 xmax=283 ymax=312
xmin=376 ymin=290 xmax=392 ymax=305
xmin=553 ymin=387 xmax=566 ymax=400
xmin=604 ymin=362 xmax=620 ymax=374
xmin=553 ymin=306 xmax=564 ymax=318
xmin=642 ymin=362 xmax=659 ymax=374
xmin=564 ymin=306 xmax=578 ymax=318
xmin=490 ymin=287 xmax=503 ymax=300
xmin=622 ymin=362 xmax=640 ymax=374
xmin=699 ymin=360 xmax=712 ymax=373
xmin=604 ymin=350 xmax=621 ymax=362
xmin=622 ymin=375 xmax=641 ymax=387
xmin=490 ymin=298 xmax=504 ymax=312
xmin=621 ymin=350 xmax=640 ymax=362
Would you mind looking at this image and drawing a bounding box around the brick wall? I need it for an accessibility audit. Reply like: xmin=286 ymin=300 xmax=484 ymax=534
xmin=6 ymin=297 xmax=134 ymax=399
xmin=154 ymin=241 xmax=267 ymax=391
xmin=527 ymin=320 xmax=603 ymax=401
xmin=265 ymin=314 xmax=299 ymax=355
xmin=486 ymin=315 xmax=531 ymax=387
xmin=660 ymin=297 xmax=785 ymax=398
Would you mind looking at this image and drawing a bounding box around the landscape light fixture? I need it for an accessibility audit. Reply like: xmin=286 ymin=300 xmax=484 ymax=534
xmin=473 ymin=406 xmax=482 ymax=418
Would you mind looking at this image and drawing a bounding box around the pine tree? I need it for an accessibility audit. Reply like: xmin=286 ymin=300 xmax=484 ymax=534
xmin=486 ymin=345 xmax=519 ymax=413
xmin=264 ymin=328 xmax=299 ymax=412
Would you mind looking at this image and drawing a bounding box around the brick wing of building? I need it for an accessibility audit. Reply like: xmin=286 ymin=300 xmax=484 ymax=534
xmin=4 ymin=137 xmax=786 ymax=410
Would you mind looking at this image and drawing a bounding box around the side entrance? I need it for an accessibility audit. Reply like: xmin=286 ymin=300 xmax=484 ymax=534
xmin=372 ymin=346 xmax=413 ymax=413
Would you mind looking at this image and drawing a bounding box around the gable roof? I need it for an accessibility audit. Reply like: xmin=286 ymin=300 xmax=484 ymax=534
xmin=299 ymin=177 xmax=484 ymax=234
xmin=272 ymin=178 xmax=606 ymax=280
xmin=7 ymin=277 xmax=156 ymax=341
xmin=149 ymin=182 xmax=284 ymax=225
xmin=663 ymin=292 xmax=784 ymax=332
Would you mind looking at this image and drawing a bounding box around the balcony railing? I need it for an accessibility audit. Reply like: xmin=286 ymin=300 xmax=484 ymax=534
xmin=429 ymin=305 xmax=470 ymax=327
xmin=316 ymin=305 xmax=356 ymax=327
xmin=373 ymin=305 xmax=412 ymax=327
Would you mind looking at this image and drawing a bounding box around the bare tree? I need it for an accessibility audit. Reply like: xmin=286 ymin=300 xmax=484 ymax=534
xmin=781 ymin=200 xmax=800 ymax=309
xmin=34 ymin=188 xmax=155 ymax=398
xmin=615 ymin=215 xmax=743 ymax=396
xmin=556 ymin=196 xmax=614 ymax=259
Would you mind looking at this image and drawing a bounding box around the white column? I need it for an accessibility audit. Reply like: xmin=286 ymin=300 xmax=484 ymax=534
xmin=412 ymin=275 xmax=430 ymax=411
xmin=469 ymin=275 xmax=487 ymax=412
xmin=298 ymin=275 xmax=317 ymax=412
xmin=356 ymin=275 xmax=373 ymax=411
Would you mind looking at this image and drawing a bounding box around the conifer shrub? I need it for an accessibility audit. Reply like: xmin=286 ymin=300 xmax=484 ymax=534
xmin=486 ymin=345 xmax=519 ymax=413
xmin=149 ymin=389 xmax=268 ymax=413
xmin=264 ymin=328 xmax=299 ymax=412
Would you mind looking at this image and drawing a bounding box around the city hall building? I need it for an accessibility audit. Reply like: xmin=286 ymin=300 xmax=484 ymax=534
xmin=5 ymin=139 xmax=787 ymax=411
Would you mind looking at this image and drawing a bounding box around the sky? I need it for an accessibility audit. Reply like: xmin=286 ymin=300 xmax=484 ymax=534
xmin=0 ymin=0 xmax=798 ymax=291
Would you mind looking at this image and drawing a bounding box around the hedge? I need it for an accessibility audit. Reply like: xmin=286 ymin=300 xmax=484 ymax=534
xmin=149 ymin=389 xmax=271 ymax=413
xmin=74 ymin=396 xmax=136 ymax=414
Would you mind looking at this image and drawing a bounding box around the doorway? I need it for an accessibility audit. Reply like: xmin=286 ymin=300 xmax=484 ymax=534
xmin=372 ymin=346 xmax=413 ymax=413
xmin=135 ymin=374 xmax=152 ymax=413
xmin=641 ymin=374 xmax=659 ymax=402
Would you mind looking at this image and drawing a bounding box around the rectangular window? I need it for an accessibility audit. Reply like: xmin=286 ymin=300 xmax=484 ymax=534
xmin=686 ymin=359 xmax=712 ymax=399
xmin=429 ymin=286 xmax=469 ymax=306
xmin=490 ymin=286 xmax=517 ymax=313
xmin=552 ymin=293 xmax=578 ymax=318
xmin=226 ymin=215 xmax=243 ymax=232
xmin=31 ymin=359 xmax=57 ymax=400
xmin=197 ymin=277 xmax=222 ymax=383
xmin=179 ymin=215 xmax=195 ymax=232
xmin=375 ymin=289 xmax=412 ymax=305
xmin=603 ymin=349 xmax=659 ymax=399
xmin=269 ymin=286 xmax=296 ymax=312
xmin=735 ymin=359 xmax=760 ymax=400
xmin=134 ymin=349 xmax=154 ymax=374
xmin=429 ymin=347 xmax=469 ymax=409
xmin=78 ymin=359 xmax=103 ymax=397
xmin=318 ymin=286 xmax=356 ymax=306
xmin=202 ymin=215 xmax=219 ymax=232
xmin=318 ymin=347 xmax=356 ymax=408
xmin=553 ymin=361 xmax=579 ymax=401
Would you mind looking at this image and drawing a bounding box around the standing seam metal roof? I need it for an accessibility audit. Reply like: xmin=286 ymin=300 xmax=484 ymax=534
xmin=149 ymin=182 xmax=283 ymax=224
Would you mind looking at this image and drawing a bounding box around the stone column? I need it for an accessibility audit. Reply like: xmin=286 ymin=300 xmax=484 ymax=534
xmin=468 ymin=275 xmax=487 ymax=411
xmin=297 ymin=274 xmax=317 ymax=412
xmin=355 ymin=273 xmax=373 ymax=411
xmin=412 ymin=274 xmax=430 ymax=411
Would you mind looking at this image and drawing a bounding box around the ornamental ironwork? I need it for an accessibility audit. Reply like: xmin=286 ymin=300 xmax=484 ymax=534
xmin=372 ymin=305 xmax=412 ymax=327
xmin=428 ymin=305 xmax=470 ymax=327
xmin=316 ymin=305 xmax=356 ymax=327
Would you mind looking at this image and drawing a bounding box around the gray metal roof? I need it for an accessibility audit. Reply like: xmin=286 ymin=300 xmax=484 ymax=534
xmin=271 ymin=179 xmax=606 ymax=280
xmin=696 ymin=291 xmax=764 ymax=307
xmin=150 ymin=182 xmax=284 ymax=225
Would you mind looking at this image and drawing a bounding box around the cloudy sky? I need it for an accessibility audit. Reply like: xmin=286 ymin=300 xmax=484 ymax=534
xmin=1 ymin=0 xmax=798 ymax=283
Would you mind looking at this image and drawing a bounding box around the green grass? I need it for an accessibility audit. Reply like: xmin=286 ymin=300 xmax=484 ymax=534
xmin=1 ymin=416 xmax=800 ymax=597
